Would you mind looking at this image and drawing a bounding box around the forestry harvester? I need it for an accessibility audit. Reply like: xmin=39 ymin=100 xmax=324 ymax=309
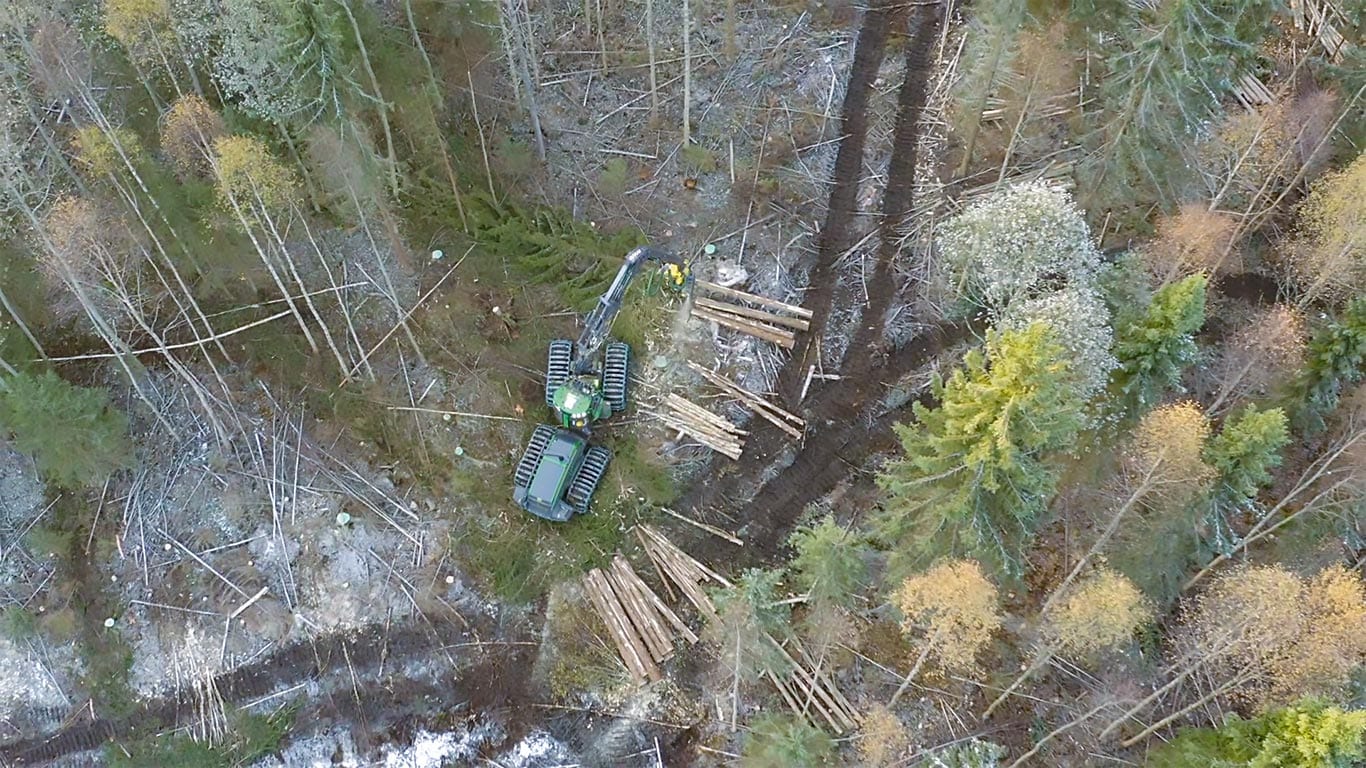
xmin=512 ymin=245 xmax=689 ymax=521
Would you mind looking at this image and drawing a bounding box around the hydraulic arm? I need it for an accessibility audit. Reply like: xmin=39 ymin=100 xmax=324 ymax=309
xmin=571 ymin=246 xmax=685 ymax=374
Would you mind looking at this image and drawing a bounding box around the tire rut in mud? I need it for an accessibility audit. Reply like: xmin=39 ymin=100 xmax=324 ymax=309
xmin=0 ymin=618 xmax=533 ymax=766
xmin=681 ymin=2 xmax=948 ymax=559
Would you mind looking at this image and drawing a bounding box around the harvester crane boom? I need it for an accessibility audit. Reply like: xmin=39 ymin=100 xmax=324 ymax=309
xmin=571 ymin=245 xmax=682 ymax=374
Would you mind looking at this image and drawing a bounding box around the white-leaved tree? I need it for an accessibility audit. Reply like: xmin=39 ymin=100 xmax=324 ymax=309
xmin=937 ymin=181 xmax=1102 ymax=310
xmin=1002 ymin=286 xmax=1117 ymax=401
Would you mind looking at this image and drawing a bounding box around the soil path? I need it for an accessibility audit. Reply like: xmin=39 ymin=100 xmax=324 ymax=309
xmin=679 ymin=3 xmax=948 ymax=559
xmin=0 ymin=616 xmax=534 ymax=765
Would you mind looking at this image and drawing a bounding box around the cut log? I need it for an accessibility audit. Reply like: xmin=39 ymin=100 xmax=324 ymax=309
xmin=694 ymin=296 xmax=810 ymax=331
xmin=686 ymin=362 xmax=805 ymax=441
xmin=691 ymin=306 xmax=796 ymax=348
xmin=694 ymin=280 xmax=812 ymax=318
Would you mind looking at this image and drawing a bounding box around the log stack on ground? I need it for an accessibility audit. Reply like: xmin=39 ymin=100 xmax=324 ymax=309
xmin=635 ymin=525 xmax=859 ymax=733
xmin=689 ymin=280 xmax=812 ymax=349
xmin=764 ymin=635 xmax=862 ymax=733
xmin=660 ymin=393 xmax=746 ymax=459
xmin=581 ymin=554 xmax=698 ymax=685
xmin=687 ymin=361 xmax=805 ymax=440
xmin=637 ymin=524 xmax=732 ymax=623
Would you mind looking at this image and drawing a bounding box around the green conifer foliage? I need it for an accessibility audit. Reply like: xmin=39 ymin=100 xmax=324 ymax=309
xmin=1205 ymin=406 xmax=1290 ymax=504
xmin=787 ymin=516 xmax=868 ymax=610
xmin=876 ymin=323 xmax=1086 ymax=575
xmin=1146 ymin=699 xmax=1366 ymax=768
xmin=1293 ymin=299 xmax=1366 ymax=433
xmin=739 ymin=712 xmax=836 ymax=768
xmin=1110 ymin=273 xmax=1207 ymax=416
xmin=0 ymin=371 xmax=132 ymax=488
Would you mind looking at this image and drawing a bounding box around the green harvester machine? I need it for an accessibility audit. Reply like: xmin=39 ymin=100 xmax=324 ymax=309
xmin=512 ymin=246 xmax=688 ymax=521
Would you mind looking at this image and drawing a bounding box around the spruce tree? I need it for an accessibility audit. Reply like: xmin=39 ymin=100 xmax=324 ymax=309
xmin=0 ymin=371 xmax=132 ymax=488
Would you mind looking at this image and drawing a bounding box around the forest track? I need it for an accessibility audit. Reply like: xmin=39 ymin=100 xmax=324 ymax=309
xmin=680 ymin=2 xmax=948 ymax=560
xmin=0 ymin=616 xmax=534 ymax=766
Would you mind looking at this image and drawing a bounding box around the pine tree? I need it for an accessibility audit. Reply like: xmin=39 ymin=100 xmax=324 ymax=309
xmin=1292 ymin=299 xmax=1366 ymax=433
xmin=1109 ymin=273 xmax=1207 ymax=416
xmin=1079 ymin=0 xmax=1279 ymax=210
xmin=876 ymin=323 xmax=1087 ymax=575
xmin=1146 ymin=699 xmax=1366 ymax=768
xmin=788 ymin=516 xmax=869 ymax=610
xmin=1205 ymin=406 xmax=1289 ymax=504
xmin=0 ymin=371 xmax=132 ymax=488
xmin=739 ymin=712 xmax=835 ymax=768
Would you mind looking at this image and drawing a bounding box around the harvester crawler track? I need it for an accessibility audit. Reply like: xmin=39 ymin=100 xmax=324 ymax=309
xmin=545 ymin=339 xmax=573 ymax=407
xmin=602 ymin=342 xmax=630 ymax=414
xmin=514 ymin=425 xmax=556 ymax=489
xmin=567 ymin=446 xmax=612 ymax=514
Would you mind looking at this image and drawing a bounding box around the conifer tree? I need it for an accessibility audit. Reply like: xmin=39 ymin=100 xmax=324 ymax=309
xmin=877 ymin=323 xmax=1086 ymax=575
xmin=1109 ymin=273 xmax=1207 ymax=416
xmin=0 ymin=370 xmax=132 ymax=488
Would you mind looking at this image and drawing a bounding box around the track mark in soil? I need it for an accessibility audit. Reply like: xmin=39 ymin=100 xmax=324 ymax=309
xmin=0 ymin=619 xmax=534 ymax=766
xmin=774 ymin=0 xmax=894 ymax=403
xmin=680 ymin=3 xmax=948 ymax=560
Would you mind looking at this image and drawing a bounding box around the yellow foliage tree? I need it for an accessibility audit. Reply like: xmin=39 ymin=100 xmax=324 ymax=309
xmin=160 ymin=95 xmax=225 ymax=179
xmin=1131 ymin=400 xmax=1216 ymax=503
xmin=888 ymin=560 xmax=1001 ymax=705
xmin=213 ymin=135 xmax=299 ymax=215
xmin=1144 ymin=204 xmax=1238 ymax=282
xmin=1104 ymin=564 xmax=1366 ymax=745
xmin=1291 ymin=152 xmax=1366 ymax=304
xmin=70 ymin=125 xmax=142 ymax=179
xmin=1045 ymin=570 xmax=1152 ymax=657
xmin=985 ymin=570 xmax=1151 ymax=718
xmin=857 ymin=704 xmax=909 ymax=767
xmin=104 ymin=0 xmax=172 ymax=53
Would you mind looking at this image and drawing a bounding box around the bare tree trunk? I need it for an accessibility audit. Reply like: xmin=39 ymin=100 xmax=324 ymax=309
xmin=221 ymin=192 xmax=319 ymax=353
xmin=982 ymin=648 xmax=1053 ymax=719
xmin=887 ymin=636 xmax=936 ymax=706
xmin=1005 ymin=703 xmax=1108 ymax=768
xmin=1118 ymin=668 xmax=1258 ymax=747
xmin=645 ymin=0 xmax=659 ymax=125
xmin=1184 ymin=425 xmax=1364 ymax=593
xmin=403 ymin=0 xmax=468 ymax=232
xmin=1038 ymin=464 xmax=1160 ymax=617
xmin=0 ymin=284 xmax=45 ymax=358
xmin=335 ymin=0 xmax=401 ymax=198
xmin=254 ymin=194 xmax=351 ymax=375
xmin=682 ymin=0 xmax=691 ymax=146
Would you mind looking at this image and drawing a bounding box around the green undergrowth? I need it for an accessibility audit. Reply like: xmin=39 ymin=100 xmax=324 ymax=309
xmin=107 ymin=706 xmax=296 ymax=768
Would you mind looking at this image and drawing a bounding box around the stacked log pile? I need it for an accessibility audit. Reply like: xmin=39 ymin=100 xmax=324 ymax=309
xmin=763 ymin=636 xmax=862 ymax=733
xmin=690 ymin=280 xmax=812 ymax=349
xmin=637 ymin=524 xmax=732 ymax=622
xmin=637 ymin=525 xmax=860 ymax=732
xmin=687 ymin=361 xmax=804 ymax=440
xmin=581 ymin=554 xmax=698 ymax=685
xmin=660 ymin=393 xmax=746 ymax=459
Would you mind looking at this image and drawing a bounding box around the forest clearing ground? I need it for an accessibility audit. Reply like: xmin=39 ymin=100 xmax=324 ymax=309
xmin=676 ymin=2 xmax=956 ymax=561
